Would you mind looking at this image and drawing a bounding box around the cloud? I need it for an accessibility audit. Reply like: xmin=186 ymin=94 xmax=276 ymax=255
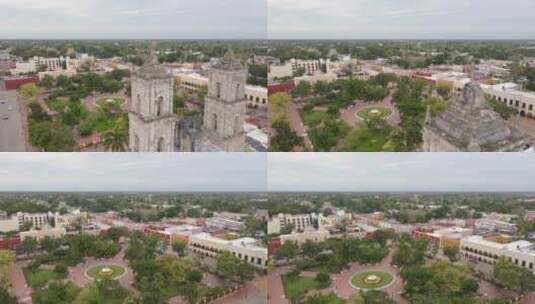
xmin=0 ymin=0 xmax=267 ymax=39
xmin=268 ymin=0 xmax=535 ymax=39
xmin=267 ymin=153 xmax=535 ymax=192
xmin=0 ymin=153 xmax=267 ymax=192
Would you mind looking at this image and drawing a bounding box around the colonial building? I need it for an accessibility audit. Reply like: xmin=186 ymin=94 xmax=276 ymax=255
xmin=423 ymin=84 xmax=531 ymax=152
xmin=188 ymin=232 xmax=267 ymax=269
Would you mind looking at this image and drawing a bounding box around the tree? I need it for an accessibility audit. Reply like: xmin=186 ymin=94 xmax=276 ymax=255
xmin=0 ymin=250 xmax=15 ymax=289
xmin=315 ymin=271 xmax=331 ymax=287
xmin=0 ymin=285 xmax=17 ymax=304
xmin=443 ymin=245 xmax=459 ymax=262
xmin=275 ymin=241 xmax=298 ymax=260
xmin=102 ymin=116 xmax=128 ymax=152
xmin=29 ymin=121 xmax=75 ymax=151
xmin=216 ymin=251 xmax=255 ymax=284
xmin=40 ymin=75 xmax=55 ymax=89
xmin=294 ymin=81 xmax=312 ymax=97
xmin=171 ymin=240 xmax=187 ymax=256
xmin=269 ymin=92 xmax=291 ymax=123
xmin=18 ymin=83 xmax=40 ymax=100
xmin=20 ymin=237 xmax=38 ymax=257
xmin=270 ymin=120 xmax=303 ymax=152
xmin=494 ymin=257 xmax=535 ymax=294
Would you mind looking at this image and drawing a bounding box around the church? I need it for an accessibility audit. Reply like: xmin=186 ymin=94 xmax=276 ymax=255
xmin=128 ymin=50 xmax=248 ymax=152
xmin=422 ymin=84 xmax=532 ymax=152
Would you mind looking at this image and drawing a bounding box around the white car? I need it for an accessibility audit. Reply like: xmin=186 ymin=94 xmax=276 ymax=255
xmin=8 ymin=105 xmax=13 ymax=111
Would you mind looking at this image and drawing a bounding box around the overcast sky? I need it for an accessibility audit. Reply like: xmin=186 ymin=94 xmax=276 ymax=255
xmin=0 ymin=0 xmax=267 ymax=39
xmin=268 ymin=0 xmax=535 ymax=39
xmin=0 ymin=153 xmax=267 ymax=192
xmin=268 ymin=153 xmax=535 ymax=192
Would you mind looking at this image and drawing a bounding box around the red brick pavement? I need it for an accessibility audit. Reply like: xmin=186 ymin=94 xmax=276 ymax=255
xmin=268 ymin=266 xmax=290 ymax=304
xmin=9 ymin=264 xmax=32 ymax=303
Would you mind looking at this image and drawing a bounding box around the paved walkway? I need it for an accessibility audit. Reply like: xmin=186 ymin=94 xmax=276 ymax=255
xmin=288 ymin=102 xmax=313 ymax=151
xmin=68 ymin=247 xmax=135 ymax=292
xmin=268 ymin=266 xmax=290 ymax=304
xmin=213 ymin=275 xmax=267 ymax=304
xmin=340 ymin=89 xmax=400 ymax=128
xmin=9 ymin=263 xmax=32 ymax=303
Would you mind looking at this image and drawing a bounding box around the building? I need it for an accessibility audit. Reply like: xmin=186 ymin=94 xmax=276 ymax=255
xmin=2 ymin=75 xmax=39 ymax=90
xmin=201 ymin=50 xmax=248 ymax=152
xmin=481 ymin=82 xmax=535 ymax=118
xmin=423 ymin=84 xmax=531 ymax=152
xmin=268 ymin=80 xmax=295 ymax=95
xmin=268 ymin=63 xmax=293 ymax=80
xmin=475 ymin=218 xmax=517 ymax=234
xmin=461 ymin=236 xmax=535 ymax=274
xmin=144 ymin=224 xmax=202 ymax=244
xmin=20 ymin=227 xmax=66 ymax=241
xmin=289 ymin=59 xmax=323 ymax=75
xmin=0 ymin=235 xmax=21 ymax=250
xmin=0 ymin=213 xmax=19 ymax=232
xmin=175 ymin=72 xmax=267 ymax=109
xmin=205 ymin=216 xmax=245 ymax=232
xmin=294 ymin=71 xmax=338 ymax=85
xmin=128 ymin=49 xmax=178 ymax=152
xmin=188 ymin=232 xmax=267 ymax=268
xmin=412 ymin=227 xmax=473 ymax=249
xmin=280 ymin=230 xmax=330 ymax=245
xmin=17 ymin=212 xmax=53 ymax=229
xmin=267 ymin=213 xmax=316 ymax=235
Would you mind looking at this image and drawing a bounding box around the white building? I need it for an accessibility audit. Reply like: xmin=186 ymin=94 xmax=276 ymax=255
xmin=481 ymin=82 xmax=535 ymax=118
xmin=175 ymin=72 xmax=268 ymax=109
xmin=20 ymin=227 xmax=66 ymax=241
xmin=280 ymin=230 xmax=330 ymax=245
xmin=461 ymin=236 xmax=535 ymax=273
xmin=267 ymin=213 xmax=316 ymax=235
xmin=268 ymin=63 xmax=293 ymax=80
xmin=0 ymin=213 xmax=19 ymax=233
xmin=188 ymin=232 xmax=267 ymax=268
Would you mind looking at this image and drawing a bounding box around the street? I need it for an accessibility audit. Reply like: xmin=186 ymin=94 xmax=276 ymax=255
xmin=0 ymin=89 xmax=26 ymax=151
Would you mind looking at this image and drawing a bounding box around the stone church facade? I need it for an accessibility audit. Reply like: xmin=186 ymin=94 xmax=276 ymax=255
xmin=201 ymin=52 xmax=247 ymax=152
xmin=128 ymin=54 xmax=178 ymax=152
xmin=128 ymin=49 xmax=247 ymax=152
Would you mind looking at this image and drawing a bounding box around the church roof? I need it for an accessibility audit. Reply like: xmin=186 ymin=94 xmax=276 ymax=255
xmin=425 ymin=84 xmax=529 ymax=151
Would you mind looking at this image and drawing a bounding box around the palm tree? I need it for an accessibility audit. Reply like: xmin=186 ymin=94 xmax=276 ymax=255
xmin=103 ymin=117 xmax=128 ymax=152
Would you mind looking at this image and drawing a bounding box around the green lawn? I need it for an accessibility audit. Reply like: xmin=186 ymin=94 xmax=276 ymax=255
xmin=86 ymin=264 xmax=126 ymax=280
xmin=25 ymin=269 xmax=65 ymax=288
xmin=356 ymin=107 xmax=392 ymax=120
xmin=351 ymin=271 xmax=394 ymax=290
xmin=282 ymin=275 xmax=324 ymax=301
xmin=301 ymin=109 xmax=332 ymax=127
xmin=342 ymin=127 xmax=393 ymax=152
xmin=47 ymin=98 xmax=71 ymax=112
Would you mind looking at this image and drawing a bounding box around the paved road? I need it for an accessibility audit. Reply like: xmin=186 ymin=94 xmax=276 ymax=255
xmin=0 ymin=90 xmax=26 ymax=151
